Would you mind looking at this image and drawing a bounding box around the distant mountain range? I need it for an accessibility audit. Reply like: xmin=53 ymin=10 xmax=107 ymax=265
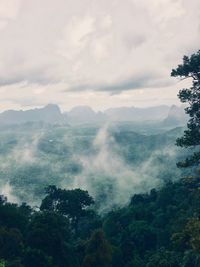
xmin=0 ymin=104 xmax=188 ymax=126
xmin=65 ymin=106 xmax=106 ymax=124
xmin=104 ymin=105 xmax=170 ymax=121
xmin=0 ymin=104 xmax=64 ymax=125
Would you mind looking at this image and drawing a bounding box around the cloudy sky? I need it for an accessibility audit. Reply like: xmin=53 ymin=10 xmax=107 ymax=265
xmin=0 ymin=0 xmax=199 ymax=111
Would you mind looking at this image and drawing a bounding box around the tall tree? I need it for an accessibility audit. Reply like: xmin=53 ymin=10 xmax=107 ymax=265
xmin=171 ymin=50 xmax=200 ymax=167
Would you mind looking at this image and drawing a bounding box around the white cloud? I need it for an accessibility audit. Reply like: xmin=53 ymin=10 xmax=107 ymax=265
xmin=0 ymin=0 xmax=199 ymax=110
xmin=0 ymin=0 xmax=21 ymax=19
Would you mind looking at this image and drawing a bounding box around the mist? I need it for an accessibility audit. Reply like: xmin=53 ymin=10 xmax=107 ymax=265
xmin=0 ymin=121 xmax=186 ymax=212
xmin=68 ymin=124 xmax=183 ymax=213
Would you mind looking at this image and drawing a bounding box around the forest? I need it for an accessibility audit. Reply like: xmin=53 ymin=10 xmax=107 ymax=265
xmin=0 ymin=177 xmax=200 ymax=267
xmin=0 ymin=51 xmax=199 ymax=267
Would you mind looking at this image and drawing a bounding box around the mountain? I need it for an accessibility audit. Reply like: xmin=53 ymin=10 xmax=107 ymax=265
xmin=162 ymin=105 xmax=188 ymax=126
xmin=65 ymin=106 xmax=106 ymax=124
xmin=0 ymin=104 xmax=188 ymax=126
xmin=104 ymin=105 xmax=170 ymax=121
xmin=64 ymin=105 xmax=171 ymax=124
xmin=0 ymin=104 xmax=64 ymax=125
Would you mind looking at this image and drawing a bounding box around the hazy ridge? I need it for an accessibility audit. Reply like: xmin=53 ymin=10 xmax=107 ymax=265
xmin=0 ymin=104 xmax=187 ymax=126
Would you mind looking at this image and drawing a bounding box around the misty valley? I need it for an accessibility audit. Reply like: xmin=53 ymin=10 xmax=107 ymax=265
xmin=0 ymin=104 xmax=188 ymax=212
xmin=0 ymin=102 xmax=199 ymax=267
xmin=1 ymin=1 xmax=200 ymax=265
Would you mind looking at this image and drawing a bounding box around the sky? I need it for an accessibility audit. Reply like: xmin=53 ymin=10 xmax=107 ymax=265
xmin=0 ymin=0 xmax=199 ymax=111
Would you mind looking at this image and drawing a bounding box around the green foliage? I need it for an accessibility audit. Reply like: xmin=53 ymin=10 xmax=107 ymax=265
xmin=182 ymin=250 xmax=200 ymax=267
xmin=5 ymin=260 xmax=24 ymax=267
xmin=40 ymin=186 xmax=94 ymax=232
xmin=0 ymin=227 xmax=23 ymax=260
xmin=0 ymin=201 xmax=31 ymax=231
xmin=171 ymin=50 xmax=200 ymax=167
xmin=82 ymin=229 xmax=113 ymax=267
xmin=172 ymin=217 xmax=200 ymax=253
xmin=0 ymin=180 xmax=200 ymax=266
xmin=146 ymin=248 xmax=180 ymax=267
xmin=23 ymin=248 xmax=55 ymax=267
xmin=26 ymin=211 xmax=71 ymax=264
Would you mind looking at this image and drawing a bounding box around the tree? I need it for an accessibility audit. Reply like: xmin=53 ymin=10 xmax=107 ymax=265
xmin=25 ymin=211 xmax=73 ymax=267
xmin=23 ymin=248 xmax=55 ymax=267
xmin=146 ymin=248 xmax=180 ymax=267
xmin=182 ymin=250 xmax=200 ymax=267
xmin=82 ymin=230 xmax=113 ymax=267
xmin=0 ymin=227 xmax=23 ymax=260
xmin=171 ymin=50 xmax=200 ymax=167
xmin=40 ymin=186 xmax=94 ymax=230
xmin=172 ymin=218 xmax=200 ymax=253
xmin=5 ymin=259 xmax=24 ymax=267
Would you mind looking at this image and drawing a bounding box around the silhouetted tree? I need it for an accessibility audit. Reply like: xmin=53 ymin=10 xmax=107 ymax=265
xmin=171 ymin=50 xmax=200 ymax=167
xmin=25 ymin=211 xmax=73 ymax=267
xmin=40 ymin=186 xmax=94 ymax=231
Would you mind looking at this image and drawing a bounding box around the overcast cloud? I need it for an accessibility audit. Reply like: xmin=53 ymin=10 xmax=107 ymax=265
xmin=0 ymin=0 xmax=199 ymax=110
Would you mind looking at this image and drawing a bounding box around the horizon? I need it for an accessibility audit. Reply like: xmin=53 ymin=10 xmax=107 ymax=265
xmin=0 ymin=102 xmax=184 ymax=113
